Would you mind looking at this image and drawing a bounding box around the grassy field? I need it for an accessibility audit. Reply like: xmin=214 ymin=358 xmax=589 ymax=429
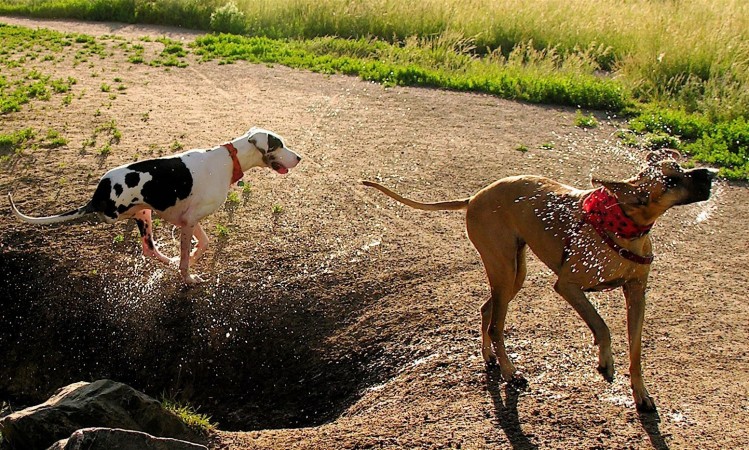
xmin=1 ymin=0 xmax=747 ymax=178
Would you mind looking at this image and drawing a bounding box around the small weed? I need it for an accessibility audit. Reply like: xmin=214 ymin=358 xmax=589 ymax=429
xmin=0 ymin=128 xmax=35 ymax=154
xmin=113 ymin=234 xmax=124 ymax=243
xmin=170 ymin=140 xmax=184 ymax=152
xmin=161 ymin=398 xmax=216 ymax=435
xmin=61 ymin=93 xmax=72 ymax=106
xmin=644 ymin=132 xmax=680 ymax=149
xmin=113 ymin=77 xmax=123 ymax=82
xmin=515 ymin=144 xmax=529 ymax=153
xmin=215 ymin=223 xmax=230 ymax=237
xmin=574 ymin=110 xmax=598 ymax=128
xmin=98 ymin=143 xmax=112 ymax=156
xmin=616 ymin=130 xmax=639 ymax=147
xmin=241 ymin=182 xmax=252 ymax=194
xmin=226 ymin=191 xmax=240 ymax=204
xmin=271 ymin=204 xmax=284 ymax=214
xmin=540 ymin=142 xmax=555 ymax=150
xmin=95 ymin=120 xmax=122 ymax=144
xmin=117 ymin=84 xmax=126 ymax=91
xmin=100 ymin=83 xmax=110 ymax=92
xmin=44 ymin=129 xmax=67 ymax=148
xmin=141 ymin=111 xmax=150 ymax=122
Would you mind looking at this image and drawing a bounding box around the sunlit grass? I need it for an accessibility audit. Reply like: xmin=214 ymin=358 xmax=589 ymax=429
xmin=161 ymin=397 xmax=217 ymax=435
xmin=0 ymin=3 xmax=747 ymax=179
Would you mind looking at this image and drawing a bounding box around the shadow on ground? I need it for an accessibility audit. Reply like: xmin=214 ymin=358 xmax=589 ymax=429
xmin=0 ymin=239 xmax=396 ymax=431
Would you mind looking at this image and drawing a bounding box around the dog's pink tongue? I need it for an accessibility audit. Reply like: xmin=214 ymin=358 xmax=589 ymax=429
xmin=276 ymin=166 xmax=289 ymax=175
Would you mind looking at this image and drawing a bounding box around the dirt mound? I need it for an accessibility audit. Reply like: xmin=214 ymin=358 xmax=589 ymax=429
xmin=1 ymin=16 xmax=748 ymax=449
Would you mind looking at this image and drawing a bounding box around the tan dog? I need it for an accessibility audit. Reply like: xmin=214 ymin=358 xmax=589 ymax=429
xmin=363 ymin=150 xmax=719 ymax=411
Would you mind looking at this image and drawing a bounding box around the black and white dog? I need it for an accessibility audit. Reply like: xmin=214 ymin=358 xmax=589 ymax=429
xmin=9 ymin=127 xmax=301 ymax=284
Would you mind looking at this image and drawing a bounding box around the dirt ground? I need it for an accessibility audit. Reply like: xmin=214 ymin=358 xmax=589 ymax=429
xmin=1 ymin=16 xmax=747 ymax=450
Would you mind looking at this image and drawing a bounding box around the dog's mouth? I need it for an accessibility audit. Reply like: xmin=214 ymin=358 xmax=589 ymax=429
xmin=271 ymin=162 xmax=289 ymax=175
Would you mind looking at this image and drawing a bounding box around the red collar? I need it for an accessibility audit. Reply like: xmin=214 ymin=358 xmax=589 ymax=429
xmin=579 ymin=188 xmax=654 ymax=265
xmin=223 ymin=142 xmax=244 ymax=184
xmin=582 ymin=187 xmax=652 ymax=239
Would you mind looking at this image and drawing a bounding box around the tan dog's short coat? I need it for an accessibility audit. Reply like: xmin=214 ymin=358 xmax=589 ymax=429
xmin=364 ymin=150 xmax=718 ymax=411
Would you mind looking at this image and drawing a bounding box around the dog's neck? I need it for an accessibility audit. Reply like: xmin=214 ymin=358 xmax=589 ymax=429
xmin=225 ymin=135 xmax=266 ymax=172
xmin=583 ymin=188 xmax=653 ymax=239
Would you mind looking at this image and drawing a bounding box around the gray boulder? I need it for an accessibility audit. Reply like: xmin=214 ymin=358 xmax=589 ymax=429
xmin=0 ymin=380 xmax=204 ymax=450
xmin=47 ymin=427 xmax=208 ymax=450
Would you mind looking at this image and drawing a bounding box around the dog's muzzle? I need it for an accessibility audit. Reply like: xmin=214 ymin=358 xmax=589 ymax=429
xmin=271 ymin=161 xmax=289 ymax=174
xmin=679 ymin=167 xmax=719 ymax=204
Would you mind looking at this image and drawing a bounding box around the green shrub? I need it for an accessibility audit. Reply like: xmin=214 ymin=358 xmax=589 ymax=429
xmin=210 ymin=2 xmax=247 ymax=35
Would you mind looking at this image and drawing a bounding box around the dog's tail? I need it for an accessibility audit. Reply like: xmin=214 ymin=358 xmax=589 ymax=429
xmin=8 ymin=193 xmax=94 ymax=225
xmin=361 ymin=180 xmax=469 ymax=211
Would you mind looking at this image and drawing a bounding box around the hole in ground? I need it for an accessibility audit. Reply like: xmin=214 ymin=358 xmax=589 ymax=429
xmin=0 ymin=245 xmax=400 ymax=431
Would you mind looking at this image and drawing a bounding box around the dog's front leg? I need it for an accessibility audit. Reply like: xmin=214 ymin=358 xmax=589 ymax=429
xmin=623 ymin=281 xmax=655 ymax=411
xmin=189 ymin=223 xmax=209 ymax=264
xmin=554 ymin=280 xmax=614 ymax=381
xmin=179 ymin=224 xmax=204 ymax=285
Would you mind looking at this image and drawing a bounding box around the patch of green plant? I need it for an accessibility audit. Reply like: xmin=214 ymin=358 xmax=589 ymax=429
xmin=630 ymin=107 xmax=749 ymax=179
xmin=95 ymin=119 xmax=122 ymax=144
xmin=44 ymin=129 xmax=68 ymax=148
xmin=210 ymin=2 xmax=246 ymax=35
xmin=161 ymin=398 xmax=217 ymax=435
xmin=574 ymin=110 xmax=598 ymax=128
xmin=540 ymin=142 xmax=555 ymax=150
xmin=616 ymin=130 xmax=639 ymax=147
xmin=0 ymin=127 xmax=35 ymax=154
xmin=271 ymin=203 xmax=284 ymax=214
xmin=190 ymin=34 xmax=629 ymax=111
xmin=643 ymin=132 xmax=680 ymax=150
xmin=112 ymin=234 xmax=124 ymax=243
xmin=100 ymin=83 xmax=110 ymax=92
xmin=515 ymin=144 xmax=529 ymax=153
xmin=683 ymin=116 xmax=749 ymax=180
xmin=215 ymin=223 xmax=230 ymax=237
xmin=170 ymin=140 xmax=184 ymax=152
xmin=226 ymin=191 xmax=240 ymax=204
xmin=97 ymin=143 xmax=112 ymax=156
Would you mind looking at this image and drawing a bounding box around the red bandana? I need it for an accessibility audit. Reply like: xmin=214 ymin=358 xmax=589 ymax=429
xmin=223 ymin=142 xmax=244 ymax=185
xmin=582 ymin=188 xmax=652 ymax=239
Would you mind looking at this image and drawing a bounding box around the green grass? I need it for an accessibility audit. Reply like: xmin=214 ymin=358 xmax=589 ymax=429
xmin=161 ymin=398 xmax=217 ymax=435
xmin=0 ymin=5 xmax=747 ymax=178
xmin=574 ymin=110 xmax=598 ymax=129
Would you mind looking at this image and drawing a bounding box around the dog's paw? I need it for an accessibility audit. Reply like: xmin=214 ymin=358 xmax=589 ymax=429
xmin=508 ymin=372 xmax=528 ymax=390
xmin=183 ymin=274 xmax=205 ymax=285
xmin=635 ymin=394 xmax=657 ymax=412
xmin=597 ymin=364 xmax=615 ymax=383
xmin=636 ymin=396 xmax=657 ymax=412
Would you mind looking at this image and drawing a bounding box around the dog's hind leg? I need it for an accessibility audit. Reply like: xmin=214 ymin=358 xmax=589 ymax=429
xmin=554 ymin=280 xmax=614 ymax=382
xmin=470 ymin=218 xmax=528 ymax=383
xmin=133 ymin=209 xmax=172 ymax=265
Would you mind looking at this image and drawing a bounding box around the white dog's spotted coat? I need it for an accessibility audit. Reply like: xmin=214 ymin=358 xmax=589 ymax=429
xmin=9 ymin=127 xmax=301 ymax=284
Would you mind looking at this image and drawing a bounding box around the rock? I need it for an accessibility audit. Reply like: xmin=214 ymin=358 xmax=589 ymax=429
xmin=46 ymin=427 xmax=208 ymax=450
xmin=0 ymin=380 xmax=204 ymax=450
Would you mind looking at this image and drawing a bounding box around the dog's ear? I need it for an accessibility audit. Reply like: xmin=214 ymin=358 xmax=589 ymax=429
xmin=646 ymin=149 xmax=681 ymax=165
xmin=592 ymin=178 xmax=650 ymax=206
xmin=267 ymin=134 xmax=283 ymax=151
